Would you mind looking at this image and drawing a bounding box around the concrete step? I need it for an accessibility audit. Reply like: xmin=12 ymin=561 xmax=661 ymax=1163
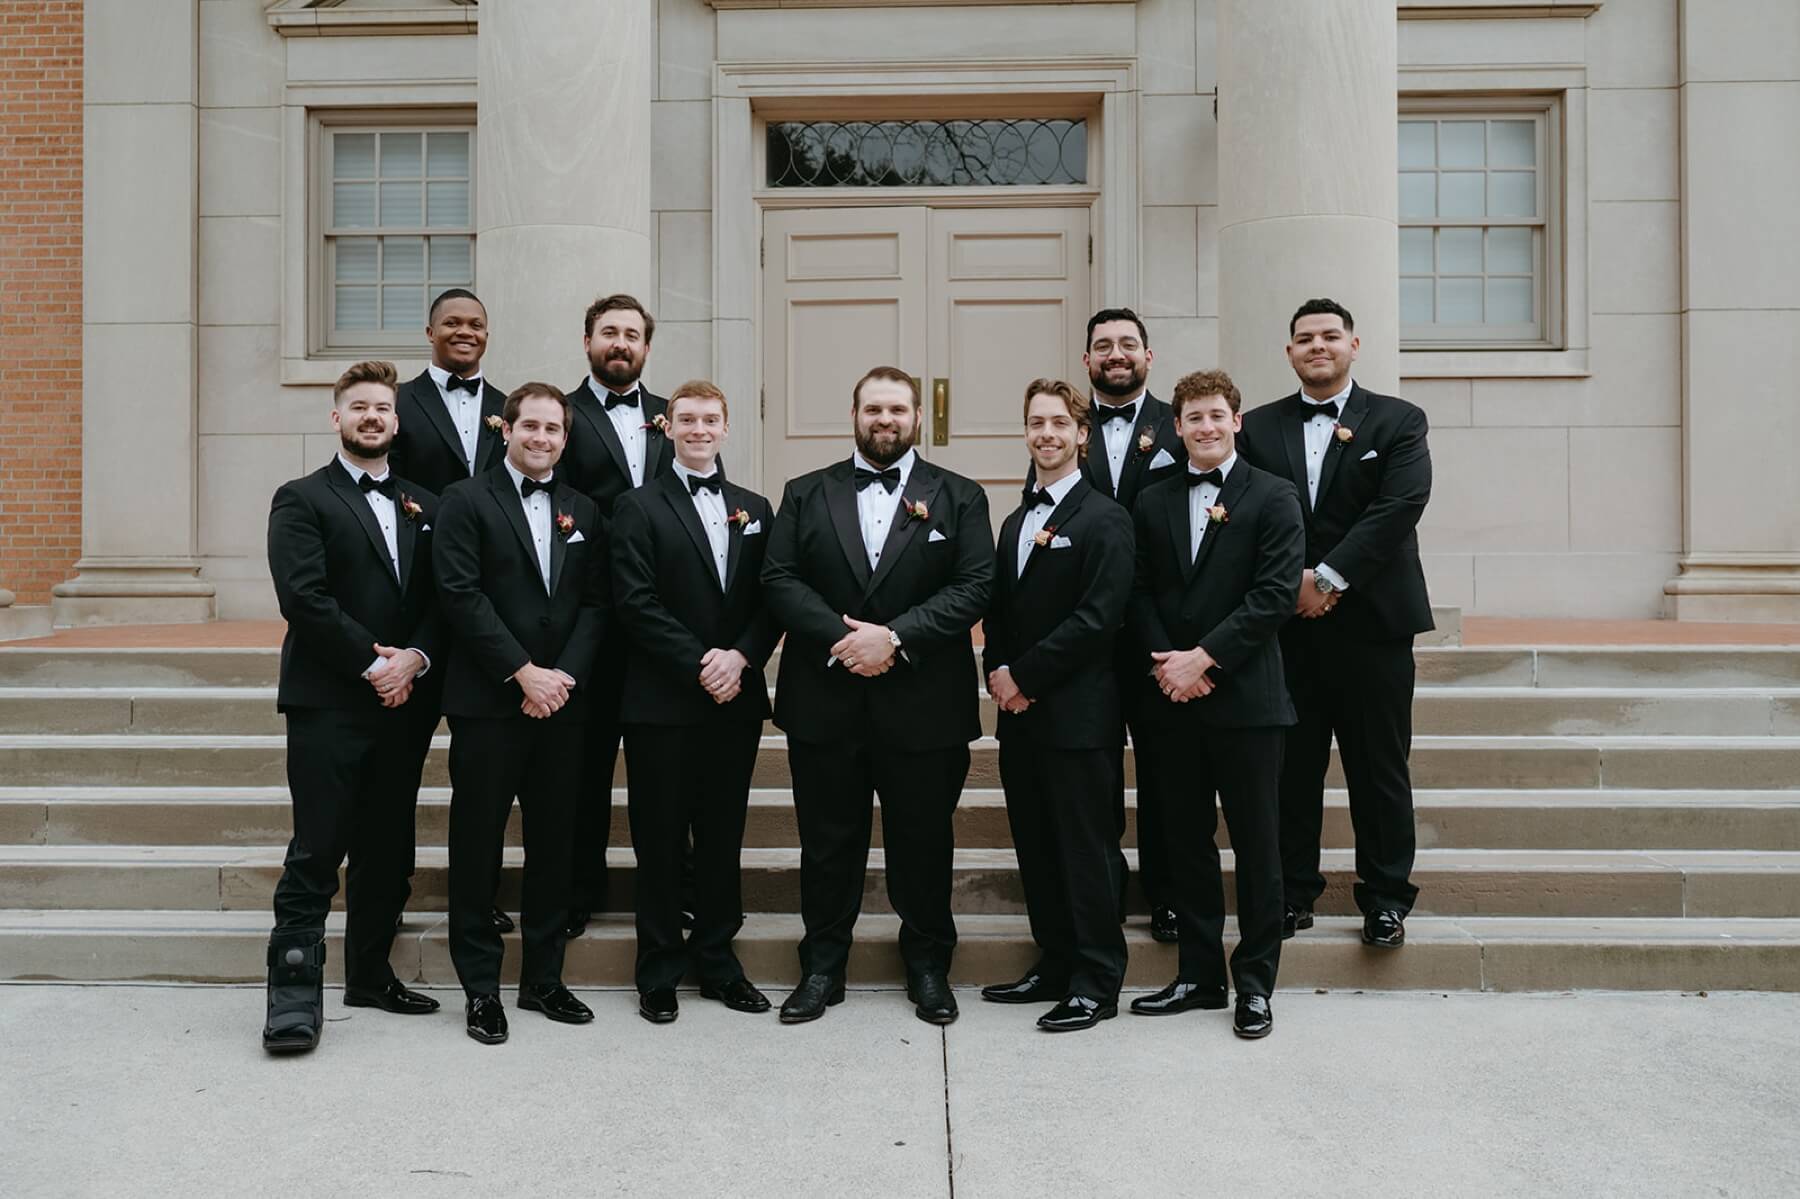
xmin=4 ymin=787 xmax=1799 ymax=852
xmin=4 ymin=844 xmax=1797 ymax=918
xmin=2 ymin=733 xmax=1797 ymax=790
xmin=4 ymin=908 xmax=1797 ymax=992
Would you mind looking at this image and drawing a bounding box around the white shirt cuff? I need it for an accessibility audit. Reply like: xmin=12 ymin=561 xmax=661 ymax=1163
xmin=1316 ymin=563 xmax=1350 ymax=593
xmin=409 ymin=649 xmax=430 ymax=678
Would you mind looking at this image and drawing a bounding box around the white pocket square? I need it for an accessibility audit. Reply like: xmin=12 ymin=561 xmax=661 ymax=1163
xmin=1049 ymin=535 xmax=1073 ymax=549
xmin=742 ymin=520 xmax=762 ymax=536
xmin=420 ymin=524 xmax=431 ymax=532
xmin=566 ymin=530 xmax=586 ymax=545
xmin=927 ymin=528 xmax=948 ymax=543
xmin=1148 ymin=447 xmax=1176 ymax=470
xmin=1359 ymin=449 xmax=1379 ymax=461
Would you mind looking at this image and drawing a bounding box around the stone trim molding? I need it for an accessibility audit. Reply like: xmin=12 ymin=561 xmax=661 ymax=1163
xmin=266 ymin=0 xmax=477 ymax=38
xmin=704 ymin=0 xmax=1599 ymax=14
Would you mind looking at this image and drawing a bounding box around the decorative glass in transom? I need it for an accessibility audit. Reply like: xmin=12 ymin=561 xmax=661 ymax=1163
xmin=766 ymin=119 xmax=1086 ymax=188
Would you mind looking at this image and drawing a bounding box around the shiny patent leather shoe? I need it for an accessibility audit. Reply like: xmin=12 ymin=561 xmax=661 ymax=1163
xmin=465 ymin=993 xmax=508 ymax=1045
xmin=980 ymin=970 xmax=1067 ymax=1005
xmin=1233 ymin=993 xmax=1273 ymax=1039
xmin=519 ymin=982 xmax=594 ymax=1024
xmin=491 ymin=906 xmax=515 ymax=934
xmin=1129 ymin=979 xmax=1229 ymax=1016
xmin=562 ymin=909 xmax=590 ymax=939
xmin=1282 ymin=906 xmax=1314 ymax=941
xmin=638 ymin=988 xmax=680 ymax=1023
xmin=780 ymin=974 xmax=845 ymax=1024
xmin=700 ymin=978 xmax=771 ymax=1013
xmin=344 ymin=979 xmax=440 ymax=1015
xmin=907 ymin=972 xmax=959 ymax=1025
xmin=1362 ymin=909 xmax=1406 ymax=948
xmin=1037 ymin=995 xmax=1117 ymax=1033
xmin=1149 ymin=906 xmax=1180 ymax=943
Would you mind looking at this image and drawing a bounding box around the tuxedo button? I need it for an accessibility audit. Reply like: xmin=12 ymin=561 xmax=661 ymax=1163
xmin=538 ymin=616 xmax=551 ymax=628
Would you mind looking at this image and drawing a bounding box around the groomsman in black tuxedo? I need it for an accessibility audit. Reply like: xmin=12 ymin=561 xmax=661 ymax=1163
xmin=1237 ymin=299 xmax=1433 ymax=949
xmin=611 ymin=379 xmax=780 ymax=1024
xmin=763 ymin=366 xmax=994 ymax=1026
xmin=981 ymin=379 xmax=1134 ymax=1033
xmin=1127 ymin=369 xmax=1303 ymax=1039
xmin=433 ymin=382 xmax=608 ymax=1044
xmin=262 ymin=360 xmax=443 ymax=1053
xmin=560 ymin=293 xmax=678 ymax=936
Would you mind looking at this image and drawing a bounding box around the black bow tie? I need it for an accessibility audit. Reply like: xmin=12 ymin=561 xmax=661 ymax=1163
xmin=1186 ymin=468 xmax=1224 ymax=488
xmin=854 ymin=465 xmax=902 ymax=494
xmin=520 ymin=476 xmax=554 ymax=498
xmin=445 ymin=374 xmax=480 ymax=395
xmin=1304 ymin=400 xmax=1340 ymax=421
xmin=687 ymin=473 xmax=722 ymax=496
xmin=1025 ymin=487 xmax=1058 ymax=509
xmin=1095 ymin=403 xmax=1137 ymax=425
xmin=603 ymin=389 xmax=639 ymax=411
xmin=357 ymin=474 xmax=395 ymax=498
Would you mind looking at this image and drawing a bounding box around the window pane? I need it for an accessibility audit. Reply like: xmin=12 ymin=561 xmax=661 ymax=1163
xmin=333 ymin=133 xmax=375 ymax=180
xmin=1399 ymin=173 xmax=1436 ymax=218
xmin=380 ymin=181 xmax=422 ymax=227
xmin=383 ymin=236 xmax=425 ymax=283
xmin=1486 ymin=277 xmax=1533 ymax=325
xmin=427 ymin=131 xmax=470 ymax=178
xmin=766 ymin=118 xmax=1085 ymax=187
xmin=1486 ymin=226 xmax=1533 ymax=274
xmin=332 ymin=182 xmax=376 ymax=228
xmin=1400 ymin=277 xmax=1434 ymax=325
xmin=1490 ymin=120 xmax=1535 ymax=168
xmin=1398 ymin=121 xmax=1436 ymax=169
xmin=1489 ymin=171 xmax=1536 ymax=217
xmin=1439 ymin=121 xmax=1486 ymax=168
xmin=335 ymin=285 xmax=377 ymax=329
xmin=1399 ymin=227 xmax=1433 ymax=274
xmin=1439 ymin=227 xmax=1483 ymax=274
xmin=426 ymin=181 xmax=470 ymax=228
xmin=382 ymin=285 xmax=425 ymax=331
xmin=429 ymin=236 xmax=472 ymax=284
xmin=1438 ymin=277 xmax=1483 ymax=324
xmin=1439 ymin=172 xmax=1486 ymax=218
xmin=335 ymin=237 xmax=378 ymax=283
xmin=379 ymin=132 xmax=422 ymax=179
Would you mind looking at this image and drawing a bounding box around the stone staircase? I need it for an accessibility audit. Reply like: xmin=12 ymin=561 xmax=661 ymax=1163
xmin=2 ymin=643 xmax=1798 ymax=991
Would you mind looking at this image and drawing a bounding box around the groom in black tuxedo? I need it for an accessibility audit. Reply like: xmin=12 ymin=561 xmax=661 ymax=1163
xmin=611 ymin=380 xmax=780 ymax=1024
xmin=981 ymin=378 xmax=1134 ymax=1033
xmin=433 ymin=382 xmax=609 ymax=1045
xmin=1127 ymin=369 xmax=1303 ymax=1039
xmin=262 ymin=360 xmax=444 ymax=1053
xmin=1237 ymin=299 xmax=1433 ymax=950
xmin=762 ymin=366 xmax=994 ymax=1026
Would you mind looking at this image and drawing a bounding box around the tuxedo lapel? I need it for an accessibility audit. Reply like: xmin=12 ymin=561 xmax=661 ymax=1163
xmin=823 ymin=464 xmax=872 ymax=590
xmin=997 ymin=504 xmax=1025 ymax=584
xmin=395 ymin=487 xmax=418 ymax=592
xmin=487 ymin=471 xmax=544 ymax=591
xmin=548 ymin=483 xmax=576 ymax=597
xmin=722 ymin=482 xmax=750 ymax=595
xmin=643 ymin=393 xmax=674 ymax=478
xmin=574 ymin=380 xmax=632 ymax=481
xmin=1017 ymin=478 xmax=1090 ymax=586
xmin=1083 ymin=424 xmax=1118 ymax=496
xmin=865 ymin=461 xmax=943 ymax=600
xmin=412 ymin=372 xmax=473 ymax=473
xmin=1313 ymin=384 xmax=1366 ymax=509
xmin=1186 ymin=459 xmax=1251 ymax=586
xmin=473 ymin=383 xmax=505 ymax=473
xmin=1280 ymin=395 xmax=1310 ymax=512
xmin=1115 ymin=399 xmax=1158 ymax=498
xmin=1170 ymin=480 xmax=1199 ymax=586
xmin=326 ymin=461 xmax=400 ymax=586
xmin=661 ymin=472 xmax=722 ymax=591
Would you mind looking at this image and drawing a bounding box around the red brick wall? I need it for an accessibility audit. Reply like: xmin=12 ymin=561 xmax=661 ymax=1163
xmin=0 ymin=1 xmax=81 ymax=602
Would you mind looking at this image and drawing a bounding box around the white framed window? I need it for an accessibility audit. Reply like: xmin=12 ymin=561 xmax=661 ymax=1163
xmin=1399 ymin=96 xmax=1562 ymax=350
xmin=313 ymin=113 xmax=475 ymax=352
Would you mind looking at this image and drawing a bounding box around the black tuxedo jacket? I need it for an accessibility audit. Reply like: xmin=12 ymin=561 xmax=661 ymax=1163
xmin=268 ymin=460 xmax=444 ymax=713
xmin=763 ymin=456 xmax=994 ymax=750
xmin=611 ymin=470 xmax=780 ymax=727
xmin=1237 ymin=383 xmax=1434 ymax=640
xmin=432 ymin=465 xmax=609 ymax=718
xmin=390 ymin=370 xmax=508 ymax=496
xmin=1128 ymin=460 xmax=1304 ymax=730
xmin=560 ymin=378 xmax=677 ymax=515
xmin=1024 ymin=392 xmax=1185 ymax=512
xmin=983 ymin=478 xmax=1134 ymax=750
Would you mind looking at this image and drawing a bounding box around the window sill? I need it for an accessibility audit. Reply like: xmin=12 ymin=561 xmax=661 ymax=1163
xmin=1400 ymin=347 xmax=1589 ymax=379
xmin=283 ymin=356 xmax=431 ymax=387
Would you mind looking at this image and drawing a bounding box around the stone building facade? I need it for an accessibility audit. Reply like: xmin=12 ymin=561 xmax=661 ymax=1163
xmin=2 ymin=0 xmax=1797 ymax=629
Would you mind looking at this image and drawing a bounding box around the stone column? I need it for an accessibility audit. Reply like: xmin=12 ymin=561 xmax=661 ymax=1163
xmin=477 ymin=0 xmax=654 ymax=387
xmin=1663 ymin=4 xmax=1800 ymax=621
xmin=52 ymin=0 xmax=214 ymax=625
xmin=1215 ymin=1 xmax=1399 ymax=407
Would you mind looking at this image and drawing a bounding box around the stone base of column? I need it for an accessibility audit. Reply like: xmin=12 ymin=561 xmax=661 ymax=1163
xmin=1663 ymin=556 xmax=1800 ymax=623
xmin=50 ymin=560 xmax=216 ymax=627
xmin=0 ymin=589 xmax=53 ymax=642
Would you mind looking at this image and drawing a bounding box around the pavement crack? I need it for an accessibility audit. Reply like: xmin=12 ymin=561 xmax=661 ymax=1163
xmin=941 ymin=1025 xmax=955 ymax=1199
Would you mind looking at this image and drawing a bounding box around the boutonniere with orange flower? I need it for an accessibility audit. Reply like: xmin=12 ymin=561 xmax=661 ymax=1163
xmin=1032 ymin=524 xmax=1057 ymax=548
xmin=485 ymin=414 xmax=505 ymax=434
xmin=645 ymin=413 xmax=670 ymax=436
xmin=902 ymin=498 xmax=930 ymax=522
xmin=729 ymin=508 xmax=750 ymax=529
xmin=1333 ymin=422 xmax=1353 ymax=444
xmin=1137 ymin=431 xmax=1155 ymax=455
xmin=399 ymin=493 xmax=423 ymax=523
xmin=555 ymin=512 xmax=575 ymax=538
xmin=1206 ymin=505 xmax=1229 ymax=526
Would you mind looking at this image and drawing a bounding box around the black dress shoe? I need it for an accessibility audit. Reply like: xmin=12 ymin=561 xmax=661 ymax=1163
xmin=1037 ymin=995 xmax=1118 ymax=1033
xmin=1362 ymin=909 xmax=1406 ymax=948
xmin=780 ymin=974 xmax=846 ymax=1024
xmin=465 ymin=993 xmax=508 ymax=1045
xmin=1282 ymin=906 xmax=1314 ymax=941
xmin=700 ymin=978 xmax=772 ymax=1013
xmin=519 ymin=982 xmax=594 ymax=1024
xmin=980 ymin=971 xmax=1067 ymax=1005
xmin=1129 ymin=979 xmax=1229 ymax=1015
xmin=907 ymin=972 xmax=959 ymax=1025
xmin=562 ymin=909 xmax=590 ymax=939
xmin=491 ymin=906 xmax=515 ymax=934
xmin=1149 ymin=906 xmax=1180 ymax=943
xmin=1233 ymin=993 xmax=1273 ymax=1039
xmin=638 ymin=988 xmax=680 ymax=1023
xmin=344 ymin=979 xmax=440 ymax=1015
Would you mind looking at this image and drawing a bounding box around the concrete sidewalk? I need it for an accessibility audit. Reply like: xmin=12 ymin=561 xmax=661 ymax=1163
xmin=4 ymin=985 xmax=1798 ymax=1196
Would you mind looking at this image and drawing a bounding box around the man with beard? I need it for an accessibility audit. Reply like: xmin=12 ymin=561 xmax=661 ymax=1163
xmin=262 ymin=360 xmax=444 ymax=1053
xmin=981 ymin=379 xmax=1133 ymax=1032
xmin=559 ymin=294 xmax=677 ymax=937
xmin=762 ymin=367 xmax=994 ymax=1025
xmin=1237 ymin=299 xmax=1433 ymax=950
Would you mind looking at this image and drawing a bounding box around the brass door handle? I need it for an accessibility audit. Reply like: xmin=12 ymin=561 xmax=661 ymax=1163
xmin=932 ymin=377 xmax=949 ymax=446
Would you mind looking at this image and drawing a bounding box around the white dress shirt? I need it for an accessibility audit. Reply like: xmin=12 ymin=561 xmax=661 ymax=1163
xmin=853 ymin=447 xmax=914 ymax=571
xmin=504 ymin=459 xmax=555 ymax=592
xmin=589 ymin=377 xmax=648 ymax=487
xmin=673 ymin=460 xmax=730 ymax=588
xmin=1016 ymin=468 xmax=1080 ymax=577
xmin=337 ymin=454 xmax=428 ymax=679
xmin=1187 ymin=452 xmax=1237 ymax=562
xmin=426 ymin=363 xmax=483 ymax=474
xmin=1300 ymin=379 xmax=1354 ymax=592
xmin=1093 ymin=391 xmax=1145 ymax=493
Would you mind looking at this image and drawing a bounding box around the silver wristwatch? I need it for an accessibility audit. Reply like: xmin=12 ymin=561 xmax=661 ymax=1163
xmin=888 ymin=629 xmax=904 ymax=649
xmin=1313 ymin=572 xmax=1337 ymax=596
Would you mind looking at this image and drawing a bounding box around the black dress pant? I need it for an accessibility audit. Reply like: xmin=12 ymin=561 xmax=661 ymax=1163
xmin=271 ymin=702 xmax=435 ymax=990
xmin=1278 ymin=620 xmax=1420 ymax=915
xmin=787 ymin=738 xmax=969 ymax=981
xmin=1000 ymin=740 xmax=1127 ymax=1001
xmin=624 ymin=721 xmax=759 ymax=992
xmin=447 ymin=705 xmax=585 ymax=997
xmin=571 ymin=664 xmax=626 ymax=912
xmin=1140 ymin=725 xmax=1285 ymax=997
